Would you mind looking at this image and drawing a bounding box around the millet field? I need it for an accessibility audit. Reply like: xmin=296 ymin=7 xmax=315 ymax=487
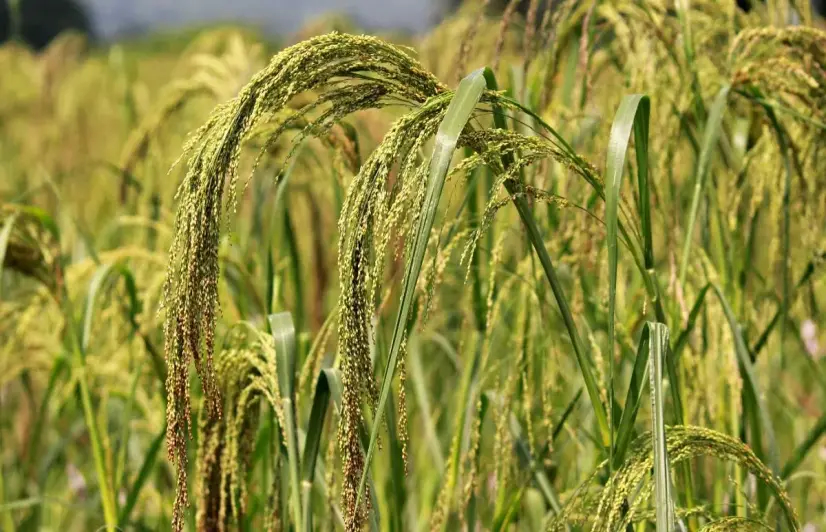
xmin=1 ymin=0 xmax=826 ymax=530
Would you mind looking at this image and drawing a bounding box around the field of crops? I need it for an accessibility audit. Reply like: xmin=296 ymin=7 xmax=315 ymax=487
xmin=2 ymin=1 xmax=826 ymax=530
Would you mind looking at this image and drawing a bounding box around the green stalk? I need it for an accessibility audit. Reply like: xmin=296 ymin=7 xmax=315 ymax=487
xmin=301 ymin=480 xmax=312 ymax=532
xmin=466 ymin=149 xmax=488 ymax=332
xmin=731 ymin=367 xmax=745 ymax=518
xmin=72 ymin=343 xmax=118 ymax=531
xmin=118 ymin=423 xmax=166 ymax=526
xmin=711 ymin=284 xmax=779 ymax=509
xmin=69 ymin=265 xmax=139 ymax=531
xmin=508 ymin=414 xmax=564 ymax=516
xmin=114 ymin=360 xmax=142 ymax=505
xmin=373 ymin=323 xmax=406 ymax=529
xmin=298 ymin=368 xmax=345 ymax=529
xmin=283 ymin=207 xmax=306 ymax=334
xmin=751 ymin=251 xmax=826 ymax=359
xmin=0 ymin=460 xmax=13 ymax=532
xmin=648 ymin=323 xmax=676 ymax=531
xmin=408 ymin=336 xmax=445 ymax=471
xmin=466 ymin=394 xmax=491 ymax=532
xmin=81 ymin=263 xmax=153 ymax=523
xmin=762 ymin=105 xmax=792 ymax=372
xmin=675 ymin=0 xmax=707 ymax=124
xmin=781 ymin=410 xmax=826 ymax=480
xmin=282 ymin=397 xmax=303 ymax=531
xmin=440 ymin=332 xmax=483 ymax=532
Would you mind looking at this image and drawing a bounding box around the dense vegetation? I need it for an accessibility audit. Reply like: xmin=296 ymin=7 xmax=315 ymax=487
xmin=2 ymin=1 xmax=826 ymax=531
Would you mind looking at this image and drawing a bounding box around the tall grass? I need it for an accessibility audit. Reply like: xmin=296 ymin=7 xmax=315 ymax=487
xmin=1 ymin=2 xmax=826 ymax=531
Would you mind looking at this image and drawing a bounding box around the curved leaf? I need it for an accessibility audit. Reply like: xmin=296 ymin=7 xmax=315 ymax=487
xmin=269 ymin=312 xmax=303 ymax=530
xmin=356 ymin=67 xmax=488 ymax=508
xmin=82 ymin=262 xmax=141 ymax=353
xmin=679 ymin=85 xmax=730 ymax=286
xmin=0 ymin=212 xmax=20 ymax=300
xmin=605 ymin=93 xmax=651 ymax=464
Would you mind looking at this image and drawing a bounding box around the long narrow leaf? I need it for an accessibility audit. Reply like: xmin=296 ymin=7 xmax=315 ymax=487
xmin=762 ymin=104 xmax=793 ymax=372
xmin=0 ymin=212 xmax=20 ymax=300
xmin=751 ymin=251 xmax=826 ymax=359
xmin=300 ymin=367 xmax=341 ymax=529
xmin=711 ymin=285 xmax=778 ymax=473
xmin=269 ymin=312 xmax=303 ymax=531
xmin=408 ymin=335 xmax=445 ymax=470
xmin=613 ymin=324 xmax=652 ymax=469
xmin=605 ymin=94 xmax=651 ymax=467
xmin=82 ymin=262 xmax=141 ymax=353
xmin=648 ymin=322 xmax=676 ymax=531
xmin=117 ymin=423 xmax=166 ymax=527
xmin=508 ymin=414 xmax=564 ymax=516
xmin=672 ymin=284 xmax=711 ymax=359
xmin=781 ymin=411 xmax=826 ymax=479
xmin=356 ymin=67 xmax=487 ymax=508
xmin=302 ymin=368 xmax=341 ymax=483
xmin=439 ymin=332 xmax=483 ymax=530
xmin=679 ymin=86 xmax=730 ymax=286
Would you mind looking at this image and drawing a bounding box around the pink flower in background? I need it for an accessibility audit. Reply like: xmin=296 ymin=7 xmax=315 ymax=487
xmin=66 ymin=463 xmax=87 ymax=499
xmin=801 ymin=319 xmax=820 ymax=358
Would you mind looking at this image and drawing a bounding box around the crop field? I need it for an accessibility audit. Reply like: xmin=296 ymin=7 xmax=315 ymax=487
xmin=1 ymin=0 xmax=826 ymax=530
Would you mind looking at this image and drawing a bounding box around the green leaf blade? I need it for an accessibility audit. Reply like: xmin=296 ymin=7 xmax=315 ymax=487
xmin=355 ymin=67 xmax=487 ymax=510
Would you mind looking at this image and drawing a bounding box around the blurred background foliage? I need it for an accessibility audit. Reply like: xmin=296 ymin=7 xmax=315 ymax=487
xmin=1 ymin=0 xmax=826 ymax=531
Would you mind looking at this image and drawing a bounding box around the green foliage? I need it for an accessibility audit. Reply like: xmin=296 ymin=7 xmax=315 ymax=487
xmin=3 ymin=3 xmax=826 ymax=532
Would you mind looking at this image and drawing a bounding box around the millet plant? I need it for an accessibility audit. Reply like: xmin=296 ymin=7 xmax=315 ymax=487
xmin=2 ymin=1 xmax=826 ymax=531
